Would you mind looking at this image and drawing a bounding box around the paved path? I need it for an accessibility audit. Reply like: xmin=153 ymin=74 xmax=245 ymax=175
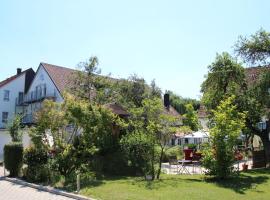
xmin=0 ymin=180 xmax=75 ymax=200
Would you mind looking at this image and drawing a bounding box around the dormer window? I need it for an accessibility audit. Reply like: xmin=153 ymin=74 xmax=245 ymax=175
xmin=4 ymin=90 xmax=10 ymax=101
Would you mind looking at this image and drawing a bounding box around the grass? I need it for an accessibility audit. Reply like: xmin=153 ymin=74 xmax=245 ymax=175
xmin=75 ymin=169 xmax=270 ymax=200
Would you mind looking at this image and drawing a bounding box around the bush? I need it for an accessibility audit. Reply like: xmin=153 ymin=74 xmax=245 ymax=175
xmin=4 ymin=143 xmax=23 ymax=177
xmin=23 ymin=147 xmax=50 ymax=183
xmin=52 ymin=145 xmax=76 ymax=177
xmin=163 ymin=146 xmax=183 ymax=162
xmin=120 ymin=131 xmax=154 ymax=176
xmin=101 ymin=151 xmax=132 ymax=176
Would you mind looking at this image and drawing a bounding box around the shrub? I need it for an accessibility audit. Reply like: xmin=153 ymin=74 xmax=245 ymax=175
xmin=163 ymin=146 xmax=183 ymax=162
xmin=120 ymin=131 xmax=154 ymax=176
xmin=4 ymin=143 xmax=23 ymax=177
xmin=52 ymin=145 xmax=76 ymax=177
xmin=101 ymin=151 xmax=132 ymax=175
xmin=23 ymin=147 xmax=50 ymax=183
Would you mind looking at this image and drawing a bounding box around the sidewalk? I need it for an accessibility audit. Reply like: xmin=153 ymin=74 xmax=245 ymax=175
xmin=0 ymin=180 xmax=74 ymax=200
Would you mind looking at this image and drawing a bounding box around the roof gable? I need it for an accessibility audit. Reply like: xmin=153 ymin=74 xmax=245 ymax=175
xmin=0 ymin=68 xmax=34 ymax=89
xmin=41 ymin=62 xmax=77 ymax=95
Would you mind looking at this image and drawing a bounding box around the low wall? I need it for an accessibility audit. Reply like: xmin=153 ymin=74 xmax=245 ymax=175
xmin=0 ymin=130 xmax=31 ymax=161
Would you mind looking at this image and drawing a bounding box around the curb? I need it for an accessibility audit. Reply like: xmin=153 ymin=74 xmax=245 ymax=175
xmin=2 ymin=177 xmax=95 ymax=200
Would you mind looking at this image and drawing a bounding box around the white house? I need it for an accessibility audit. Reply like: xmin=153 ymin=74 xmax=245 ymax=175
xmin=0 ymin=68 xmax=35 ymax=128
xmin=22 ymin=63 xmax=76 ymax=124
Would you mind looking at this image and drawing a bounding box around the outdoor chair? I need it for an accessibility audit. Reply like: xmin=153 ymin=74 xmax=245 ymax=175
xmin=192 ymin=152 xmax=202 ymax=174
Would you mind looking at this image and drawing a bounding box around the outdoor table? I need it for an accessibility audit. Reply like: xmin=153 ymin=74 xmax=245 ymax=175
xmin=178 ymin=160 xmax=192 ymax=175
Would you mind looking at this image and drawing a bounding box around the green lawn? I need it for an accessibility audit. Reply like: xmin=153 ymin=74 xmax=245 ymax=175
xmin=77 ymin=169 xmax=270 ymax=200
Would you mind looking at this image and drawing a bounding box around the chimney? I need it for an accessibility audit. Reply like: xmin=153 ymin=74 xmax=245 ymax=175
xmin=164 ymin=93 xmax=170 ymax=109
xmin=17 ymin=68 xmax=22 ymax=75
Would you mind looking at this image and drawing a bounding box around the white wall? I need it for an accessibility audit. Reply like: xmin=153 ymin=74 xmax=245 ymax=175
xmin=0 ymin=130 xmax=31 ymax=161
xmin=25 ymin=65 xmax=63 ymax=115
xmin=0 ymin=73 xmax=26 ymax=128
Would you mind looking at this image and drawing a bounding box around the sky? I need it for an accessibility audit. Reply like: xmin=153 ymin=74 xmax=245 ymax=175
xmin=0 ymin=0 xmax=269 ymax=99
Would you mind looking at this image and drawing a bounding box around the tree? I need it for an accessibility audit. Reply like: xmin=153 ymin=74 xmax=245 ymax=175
xmin=202 ymin=96 xmax=246 ymax=179
xmin=125 ymin=97 xmax=177 ymax=180
xmin=72 ymin=56 xmax=101 ymax=101
xmin=8 ymin=115 xmax=22 ymax=142
xmin=183 ymin=104 xmax=200 ymax=131
xmin=234 ymin=29 xmax=270 ymax=166
xmin=201 ymin=52 xmax=246 ymax=111
xmin=31 ymin=99 xmax=67 ymax=149
xmin=166 ymin=91 xmax=200 ymax=115
xmin=201 ymin=51 xmax=270 ymax=167
xmin=235 ymin=28 xmax=270 ymax=65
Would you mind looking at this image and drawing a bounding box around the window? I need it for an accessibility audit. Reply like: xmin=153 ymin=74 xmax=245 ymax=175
xmin=177 ymin=139 xmax=181 ymax=145
xmin=18 ymin=92 xmax=24 ymax=104
xmin=171 ymin=139 xmax=175 ymax=146
xmin=185 ymin=138 xmax=189 ymax=144
xmin=4 ymin=90 xmax=10 ymax=101
xmin=2 ymin=112 xmax=8 ymax=123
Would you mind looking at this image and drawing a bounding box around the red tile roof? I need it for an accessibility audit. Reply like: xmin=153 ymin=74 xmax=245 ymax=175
xmin=245 ymin=66 xmax=270 ymax=86
xmin=0 ymin=68 xmax=33 ymax=88
xmin=41 ymin=62 xmax=77 ymax=95
xmin=104 ymin=103 xmax=129 ymax=116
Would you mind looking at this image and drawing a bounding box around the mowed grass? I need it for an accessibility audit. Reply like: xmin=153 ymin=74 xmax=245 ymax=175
xmin=79 ymin=169 xmax=270 ymax=200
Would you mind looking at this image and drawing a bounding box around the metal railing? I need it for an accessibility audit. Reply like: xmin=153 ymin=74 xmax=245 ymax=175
xmin=22 ymin=114 xmax=34 ymax=124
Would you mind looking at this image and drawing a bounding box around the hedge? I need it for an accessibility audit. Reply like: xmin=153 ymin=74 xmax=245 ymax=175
xmin=4 ymin=142 xmax=23 ymax=177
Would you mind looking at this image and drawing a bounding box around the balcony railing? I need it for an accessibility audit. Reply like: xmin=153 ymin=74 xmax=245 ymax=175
xmin=22 ymin=114 xmax=34 ymax=124
xmin=23 ymin=91 xmax=56 ymax=104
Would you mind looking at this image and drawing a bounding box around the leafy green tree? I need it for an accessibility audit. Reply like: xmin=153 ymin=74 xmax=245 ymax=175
xmin=8 ymin=115 xmax=22 ymax=142
xmin=235 ymin=28 xmax=270 ymax=65
xmin=183 ymin=104 xmax=199 ymax=131
xmin=120 ymin=131 xmax=154 ymax=178
xmin=166 ymin=91 xmax=200 ymax=115
xmin=126 ymin=97 xmax=178 ymax=180
xmin=31 ymin=100 xmax=68 ymax=149
xmin=72 ymin=56 xmax=101 ymax=101
xmin=202 ymin=96 xmax=246 ymax=179
xmin=201 ymin=51 xmax=270 ymax=167
xmin=201 ymin=52 xmax=246 ymax=111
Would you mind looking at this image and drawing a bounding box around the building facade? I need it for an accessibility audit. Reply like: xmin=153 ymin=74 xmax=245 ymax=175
xmin=0 ymin=68 xmax=35 ymax=128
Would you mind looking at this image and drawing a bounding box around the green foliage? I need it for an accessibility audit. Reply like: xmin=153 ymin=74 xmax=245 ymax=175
xmin=120 ymin=131 xmax=154 ymax=176
xmin=23 ymin=147 xmax=50 ymax=183
xmin=202 ymin=96 xmax=246 ymax=179
xmin=4 ymin=142 xmax=23 ymax=177
xmin=235 ymin=28 xmax=270 ymax=65
xmin=201 ymin=52 xmax=246 ymax=111
xmin=166 ymin=90 xmax=200 ymax=115
xmin=30 ymin=99 xmax=68 ymax=149
xmin=187 ymin=143 xmax=197 ymax=150
xmin=183 ymin=104 xmax=200 ymax=131
xmin=8 ymin=115 xmax=22 ymax=142
xmin=163 ymin=146 xmax=183 ymax=162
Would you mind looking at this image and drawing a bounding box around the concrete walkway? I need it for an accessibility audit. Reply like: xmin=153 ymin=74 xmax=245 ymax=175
xmin=0 ymin=180 xmax=74 ymax=200
xmin=162 ymin=159 xmax=253 ymax=175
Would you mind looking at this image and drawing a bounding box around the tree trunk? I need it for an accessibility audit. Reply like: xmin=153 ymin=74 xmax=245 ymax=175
xmin=261 ymin=132 xmax=270 ymax=167
xmin=156 ymin=146 xmax=164 ymax=180
xmin=150 ymin=147 xmax=155 ymax=181
xmin=246 ymin=119 xmax=270 ymax=167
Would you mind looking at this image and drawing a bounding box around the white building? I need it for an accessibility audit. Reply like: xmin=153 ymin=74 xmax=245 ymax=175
xmin=22 ymin=63 xmax=76 ymax=124
xmin=0 ymin=68 xmax=35 ymax=128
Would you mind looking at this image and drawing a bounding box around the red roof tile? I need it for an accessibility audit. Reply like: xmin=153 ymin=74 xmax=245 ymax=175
xmin=104 ymin=103 xmax=129 ymax=116
xmin=245 ymin=66 xmax=270 ymax=86
xmin=41 ymin=62 xmax=77 ymax=95
xmin=0 ymin=68 xmax=33 ymax=88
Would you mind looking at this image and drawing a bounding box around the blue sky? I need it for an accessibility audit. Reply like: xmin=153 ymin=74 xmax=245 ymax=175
xmin=0 ymin=0 xmax=269 ymax=99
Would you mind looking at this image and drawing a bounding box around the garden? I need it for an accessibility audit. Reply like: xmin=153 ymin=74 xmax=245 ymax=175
xmin=3 ymin=29 xmax=270 ymax=200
